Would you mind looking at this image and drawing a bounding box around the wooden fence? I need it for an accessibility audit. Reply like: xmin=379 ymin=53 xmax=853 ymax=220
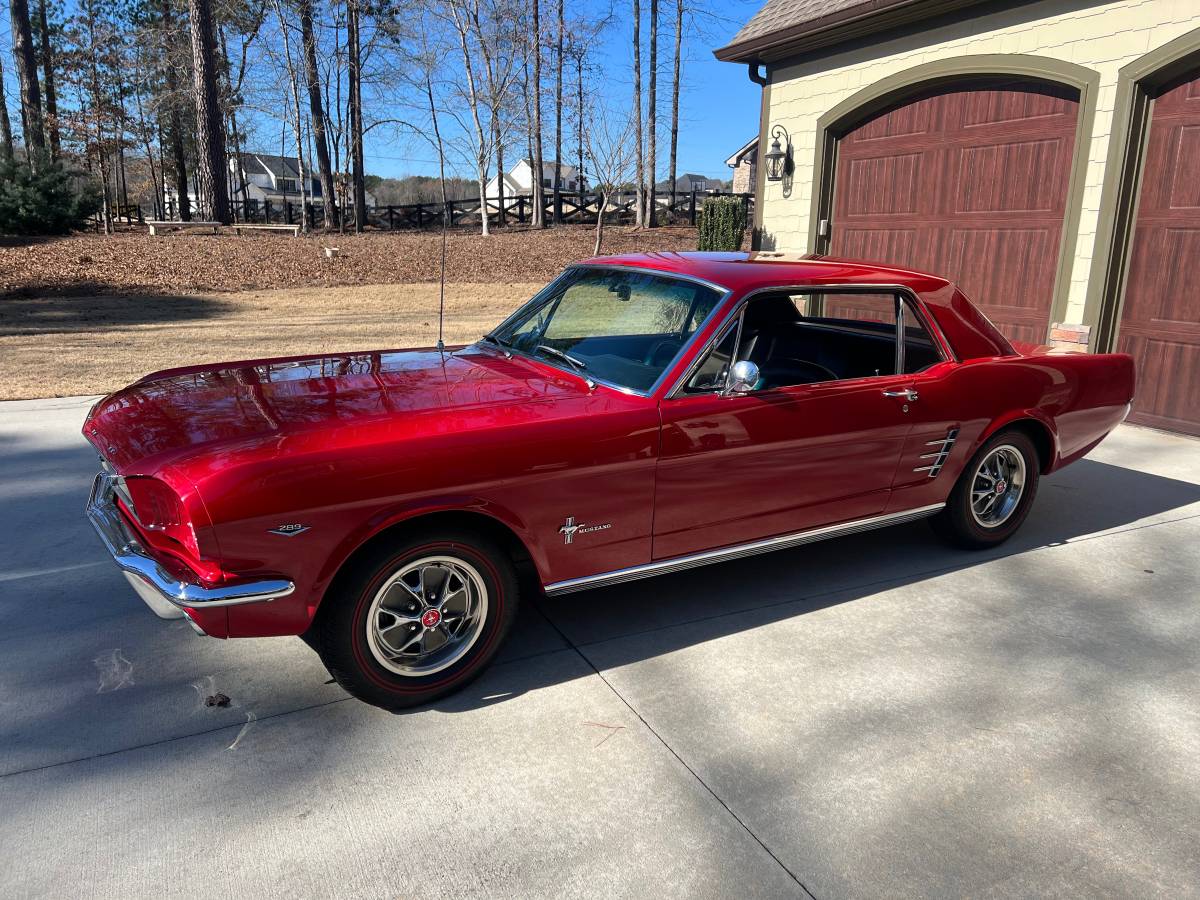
xmin=133 ymin=190 xmax=753 ymax=232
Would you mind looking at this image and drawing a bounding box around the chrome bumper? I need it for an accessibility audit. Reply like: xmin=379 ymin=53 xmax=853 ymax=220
xmin=86 ymin=473 xmax=295 ymax=623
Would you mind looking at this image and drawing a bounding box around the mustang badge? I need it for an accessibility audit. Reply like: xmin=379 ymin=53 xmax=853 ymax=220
xmin=558 ymin=516 xmax=611 ymax=545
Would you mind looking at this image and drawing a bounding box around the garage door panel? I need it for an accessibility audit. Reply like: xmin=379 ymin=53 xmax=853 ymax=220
xmin=1119 ymin=67 xmax=1200 ymax=435
xmin=838 ymin=153 xmax=922 ymax=216
xmin=950 ymin=138 xmax=1070 ymax=214
xmin=830 ymin=79 xmax=1078 ymax=346
xmin=958 ymin=82 xmax=1078 ymax=130
xmin=834 ymin=227 xmax=923 ymax=270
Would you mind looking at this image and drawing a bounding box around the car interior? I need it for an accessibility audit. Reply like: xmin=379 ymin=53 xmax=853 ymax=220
xmin=686 ymin=292 xmax=943 ymax=393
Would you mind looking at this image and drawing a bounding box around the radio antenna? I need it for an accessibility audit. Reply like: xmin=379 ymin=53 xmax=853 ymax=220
xmin=437 ymin=204 xmax=447 ymax=353
xmin=424 ymin=66 xmax=449 ymax=355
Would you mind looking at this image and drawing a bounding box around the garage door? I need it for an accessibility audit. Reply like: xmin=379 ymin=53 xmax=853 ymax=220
xmin=829 ymin=79 xmax=1080 ymax=345
xmin=1117 ymin=69 xmax=1200 ymax=436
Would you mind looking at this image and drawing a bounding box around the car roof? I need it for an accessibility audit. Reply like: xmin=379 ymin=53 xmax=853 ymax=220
xmin=578 ymin=251 xmax=954 ymax=297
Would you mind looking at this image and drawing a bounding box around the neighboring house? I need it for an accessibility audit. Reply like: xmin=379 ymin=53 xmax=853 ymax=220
xmin=726 ymin=138 xmax=758 ymax=195
xmin=165 ymin=153 xmax=376 ymax=211
xmin=655 ymin=173 xmax=724 ymax=193
xmin=718 ymin=0 xmax=1200 ymax=436
xmin=484 ymin=159 xmax=587 ymax=200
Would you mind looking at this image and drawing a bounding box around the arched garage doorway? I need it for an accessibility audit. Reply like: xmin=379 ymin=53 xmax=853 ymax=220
xmin=811 ymin=57 xmax=1097 ymax=346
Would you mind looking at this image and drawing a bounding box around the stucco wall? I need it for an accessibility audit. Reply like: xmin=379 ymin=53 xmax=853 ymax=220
xmin=761 ymin=0 xmax=1199 ymax=327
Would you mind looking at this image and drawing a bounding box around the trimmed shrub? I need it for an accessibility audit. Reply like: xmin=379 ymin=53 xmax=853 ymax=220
xmin=696 ymin=195 xmax=747 ymax=251
xmin=0 ymin=156 xmax=103 ymax=235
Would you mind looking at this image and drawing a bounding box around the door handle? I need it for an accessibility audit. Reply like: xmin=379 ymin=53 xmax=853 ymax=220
xmin=883 ymin=388 xmax=919 ymax=401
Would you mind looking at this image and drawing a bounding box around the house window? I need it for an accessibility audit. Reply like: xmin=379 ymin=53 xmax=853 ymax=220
xmin=278 ymin=178 xmax=298 ymax=192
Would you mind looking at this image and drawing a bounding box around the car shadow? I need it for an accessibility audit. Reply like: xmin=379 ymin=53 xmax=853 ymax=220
xmin=428 ymin=456 xmax=1200 ymax=714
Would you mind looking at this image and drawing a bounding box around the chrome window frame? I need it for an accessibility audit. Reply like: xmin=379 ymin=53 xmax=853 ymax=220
xmin=483 ymin=263 xmax=733 ymax=398
xmin=665 ymin=283 xmax=956 ymax=399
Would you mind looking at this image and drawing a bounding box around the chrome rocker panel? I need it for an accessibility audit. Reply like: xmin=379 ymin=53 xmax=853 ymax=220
xmin=544 ymin=502 xmax=946 ymax=596
xmin=86 ymin=473 xmax=295 ymax=622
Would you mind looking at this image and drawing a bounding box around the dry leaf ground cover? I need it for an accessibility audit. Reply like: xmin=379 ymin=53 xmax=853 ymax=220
xmin=0 ymin=226 xmax=699 ymax=399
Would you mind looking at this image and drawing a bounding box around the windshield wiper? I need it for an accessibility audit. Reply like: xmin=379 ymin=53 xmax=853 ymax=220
xmin=535 ymin=344 xmax=595 ymax=388
xmin=481 ymin=333 xmax=513 ymax=357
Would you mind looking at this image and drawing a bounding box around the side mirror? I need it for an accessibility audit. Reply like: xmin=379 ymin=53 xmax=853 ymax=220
xmin=724 ymin=360 xmax=759 ymax=395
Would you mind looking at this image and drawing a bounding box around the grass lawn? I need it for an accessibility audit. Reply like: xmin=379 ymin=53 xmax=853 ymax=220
xmin=0 ymin=283 xmax=541 ymax=399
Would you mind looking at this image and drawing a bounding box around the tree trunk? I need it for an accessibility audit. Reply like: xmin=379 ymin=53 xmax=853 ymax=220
xmin=347 ymin=0 xmax=366 ymax=231
xmin=531 ymin=0 xmax=545 ymax=228
xmin=34 ymin=0 xmax=58 ymax=157
xmin=300 ymin=0 xmax=337 ymax=229
xmin=593 ymin=188 xmax=607 ymax=255
xmin=0 ymin=49 xmax=14 ymax=160
xmin=188 ymin=0 xmax=229 ymax=222
xmin=451 ymin=4 xmax=490 ymax=237
xmin=646 ymin=0 xmax=657 ymax=227
xmin=159 ymin=0 xmax=191 ymax=220
xmin=272 ymin=0 xmax=309 ymax=234
xmin=9 ymin=0 xmax=46 ymax=164
xmin=576 ymin=51 xmax=583 ymax=199
xmin=632 ymin=0 xmax=643 ymax=227
xmin=668 ymin=0 xmax=681 ymax=220
xmin=552 ymin=0 xmax=563 ymax=224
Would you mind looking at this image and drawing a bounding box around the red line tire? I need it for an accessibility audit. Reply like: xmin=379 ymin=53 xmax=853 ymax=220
xmin=308 ymin=528 xmax=519 ymax=710
xmin=931 ymin=429 xmax=1041 ymax=550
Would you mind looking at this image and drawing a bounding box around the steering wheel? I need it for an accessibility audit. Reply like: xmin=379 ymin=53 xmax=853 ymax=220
xmin=764 ymin=358 xmax=840 ymax=387
xmin=643 ymin=338 xmax=683 ymax=367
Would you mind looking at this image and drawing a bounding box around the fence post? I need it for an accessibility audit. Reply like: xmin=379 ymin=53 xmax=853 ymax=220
xmin=445 ymin=200 xmax=453 ymax=228
xmin=387 ymin=206 xmax=395 ymax=230
xmin=518 ymin=196 xmax=526 ymax=224
xmin=690 ymin=190 xmax=697 ymax=226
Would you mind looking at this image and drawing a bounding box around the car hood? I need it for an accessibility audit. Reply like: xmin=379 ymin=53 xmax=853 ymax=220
xmin=83 ymin=345 xmax=582 ymax=473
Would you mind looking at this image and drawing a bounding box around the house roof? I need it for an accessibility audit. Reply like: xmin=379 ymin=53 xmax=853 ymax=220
xmin=518 ymin=158 xmax=582 ymax=178
xmin=714 ymin=0 xmax=989 ymax=63
xmin=237 ymin=152 xmax=303 ymax=179
xmin=726 ymin=138 xmax=759 ymax=167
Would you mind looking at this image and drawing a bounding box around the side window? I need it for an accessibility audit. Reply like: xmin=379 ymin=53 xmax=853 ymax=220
xmin=682 ymin=325 xmax=738 ymax=393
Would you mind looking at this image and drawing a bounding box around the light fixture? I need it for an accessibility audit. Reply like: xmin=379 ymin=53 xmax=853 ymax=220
xmin=764 ymin=124 xmax=791 ymax=182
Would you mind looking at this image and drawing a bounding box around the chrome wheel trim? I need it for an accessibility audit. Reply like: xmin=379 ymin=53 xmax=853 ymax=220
xmin=365 ymin=555 xmax=489 ymax=677
xmin=970 ymin=444 xmax=1027 ymax=528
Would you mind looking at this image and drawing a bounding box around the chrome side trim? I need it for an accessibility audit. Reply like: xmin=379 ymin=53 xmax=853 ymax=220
xmin=914 ymin=427 xmax=959 ymax=477
xmin=87 ymin=474 xmax=295 ymax=614
xmin=544 ymin=502 xmax=946 ymax=596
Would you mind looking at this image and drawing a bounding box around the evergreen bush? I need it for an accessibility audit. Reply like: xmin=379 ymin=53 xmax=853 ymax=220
xmin=0 ymin=156 xmax=102 ymax=235
xmin=696 ymin=195 xmax=747 ymax=251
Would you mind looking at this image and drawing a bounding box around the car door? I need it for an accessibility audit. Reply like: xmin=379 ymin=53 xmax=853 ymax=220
xmin=652 ymin=289 xmax=923 ymax=561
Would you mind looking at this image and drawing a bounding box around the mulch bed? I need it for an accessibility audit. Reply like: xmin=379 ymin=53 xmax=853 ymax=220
xmin=0 ymin=225 xmax=701 ymax=297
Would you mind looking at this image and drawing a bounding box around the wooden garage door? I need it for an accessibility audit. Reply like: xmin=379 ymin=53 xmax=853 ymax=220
xmin=829 ymin=80 xmax=1080 ymax=345
xmin=1118 ymin=69 xmax=1200 ymax=436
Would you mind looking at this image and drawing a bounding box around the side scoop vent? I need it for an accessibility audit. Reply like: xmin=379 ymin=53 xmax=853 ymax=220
xmin=914 ymin=427 xmax=959 ymax=478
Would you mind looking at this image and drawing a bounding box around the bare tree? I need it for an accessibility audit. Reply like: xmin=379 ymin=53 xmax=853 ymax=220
xmin=667 ymin=0 xmax=681 ymax=212
xmin=645 ymin=0 xmax=657 ymax=227
xmin=586 ymin=103 xmax=635 ymax=255
xmin=189 ymin=0 xmax=230 ymax=222
xmin=0 ymin=50 xmax=15 ymax=160
xmin=299 ymin=0 xmax=337 ymax=229
xmin=551 ymin=0 xmax=562 ymax=224
xmin=34 ymin=0 xmax=60 ymax=156
xmin=158 ymin=0 xmax=191 ymax=219
xmin=447 ymin=0 xmax=492 ymax=236
xmin=530 ymin=0 xmax=545 ymax=227
xmin=269 ymin=0 xmax=310 ymax=233
xmin=346 ymin=0 xmax=366 ymax=229
xmin=631 ymin=0 xmax=642 ymax=226
xmin=9 ymin=0 xmax=47 ymax=164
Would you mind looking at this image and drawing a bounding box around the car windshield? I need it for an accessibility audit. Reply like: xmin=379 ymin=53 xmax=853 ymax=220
xmin=489 ymin=267 xmax=725 ymax=393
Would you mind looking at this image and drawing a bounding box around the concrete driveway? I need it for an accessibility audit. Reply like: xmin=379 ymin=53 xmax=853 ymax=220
xmin=1 ymin=396 xmax=1198 ymax=899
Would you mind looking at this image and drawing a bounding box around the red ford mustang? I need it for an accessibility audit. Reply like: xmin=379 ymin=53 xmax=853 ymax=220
xmin=84 ymin=253 xmax=1135 ymax=709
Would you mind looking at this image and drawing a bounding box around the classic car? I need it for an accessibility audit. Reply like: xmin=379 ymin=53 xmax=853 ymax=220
xmin=84 ymin=253 xmax=1135 ymax=709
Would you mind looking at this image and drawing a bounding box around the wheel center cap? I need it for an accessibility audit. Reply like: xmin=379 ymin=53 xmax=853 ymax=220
xmin=421 ymin=608 xmax=441 ymax=628
xmin=995 ymin=480 xmax=1007 ymax=495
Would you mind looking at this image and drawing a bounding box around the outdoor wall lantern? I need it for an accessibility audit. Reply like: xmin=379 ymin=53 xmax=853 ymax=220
xmin=764 ymin=124 xmax=792 ymax=182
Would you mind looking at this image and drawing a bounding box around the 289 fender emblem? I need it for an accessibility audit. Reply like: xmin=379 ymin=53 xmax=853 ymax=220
xmin=269 ymin=524 xmax=311 ymax=537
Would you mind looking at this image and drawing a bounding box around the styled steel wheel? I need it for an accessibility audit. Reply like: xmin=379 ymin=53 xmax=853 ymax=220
xmin=309 ymin=528 xmax=519 ymax=711
xmin=931 ymin=428 xmax=1040 ymax=550
xmin=969 ymin=444 xmax=1026 ymax=528
xmin=365 ymin=556 xmax=489 ymax=676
